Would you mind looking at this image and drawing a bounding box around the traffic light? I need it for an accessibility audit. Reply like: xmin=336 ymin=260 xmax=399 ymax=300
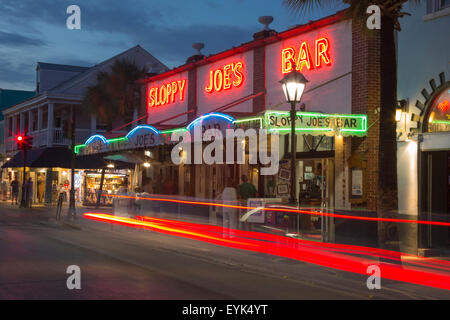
xmin=16 ymin=134 xmax=33 ymax=150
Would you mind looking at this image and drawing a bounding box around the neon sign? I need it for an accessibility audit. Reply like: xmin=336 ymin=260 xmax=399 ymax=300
xmin=148 ymin=79 xmax=186 ymax=108
xmin=282 ymin=37 xmax=332 ymax=74
xmin=438 ymin=100 xmax=449 ymax=113
xmin=205 ymin=62 xmax=244 ymax=93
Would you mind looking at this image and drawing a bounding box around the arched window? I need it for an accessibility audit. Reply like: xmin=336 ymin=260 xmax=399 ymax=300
xmin=427 ymin=87 xmax=450 ymax=133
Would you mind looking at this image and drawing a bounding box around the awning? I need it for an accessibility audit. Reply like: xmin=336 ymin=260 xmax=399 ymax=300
xmin=2 ymin=147 xmax=133 ymax=169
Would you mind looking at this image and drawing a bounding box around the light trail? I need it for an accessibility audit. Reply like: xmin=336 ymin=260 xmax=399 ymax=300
xmin=84 ymin=213 xmax=450 ymax=291
xmin=108 ymin=194 xmax=450 ymax=227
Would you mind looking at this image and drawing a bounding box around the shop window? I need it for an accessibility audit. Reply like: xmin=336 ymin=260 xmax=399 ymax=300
xmin=427 ymin=88 xmax=450 ymax=133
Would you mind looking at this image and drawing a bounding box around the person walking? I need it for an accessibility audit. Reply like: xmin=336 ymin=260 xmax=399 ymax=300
xmin=10 ymin=178 xmax=19 ymax=205
xmin=217 ymin=178 xmax=238 ymax=238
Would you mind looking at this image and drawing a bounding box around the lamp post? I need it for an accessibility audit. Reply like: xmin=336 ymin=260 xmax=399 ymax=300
xmin=280 ymin=69 xmax=308 ymax=205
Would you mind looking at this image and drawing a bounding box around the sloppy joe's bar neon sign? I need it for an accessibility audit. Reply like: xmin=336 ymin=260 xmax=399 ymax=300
xmin=205 ymin=62 xmax=244 ymax=93
xmin=148 ymin=79 xmax=186 ymax=108
xmin=282 ymin=37 xmax=332 ymax=74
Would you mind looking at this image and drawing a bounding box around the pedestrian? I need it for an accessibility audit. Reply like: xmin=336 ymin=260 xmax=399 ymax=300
xmin=37 ymin=175 xmax=45 ymax=203
xmin=237 ymin=175 xmax=258 ymax=201
xmin=10 ymin=178 xmax=19 ymax=205
xmin=26 ymin=177 xmax=33 ymax=208
xmin=217 ymin=178 xmax=238 ymax=238
xmin=237 ymin=175 xmax=258 ymax=231
xmin=0 ymin=180 xmax=7 ymax=201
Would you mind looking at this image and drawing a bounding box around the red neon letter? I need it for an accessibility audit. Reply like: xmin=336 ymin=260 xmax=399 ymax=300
xmin=213 ymin=69 xmax=223 ymax=92
xmin=148 ymin=87 xmax=155 ymax=107
xmin=178 ymin=80 xmax=186 ymax=101
xmin=232 ymin=62 xmax=244 ymax=87
xmin=223 ymin=64 xmax=232 ymax=90
xmin=205 ymin=70 xmax=214 ymax=93
xmin=296 ymin=42 xmax=314 ymax=72
xmin=281 ymin=47 xmax=295 ymax=74
xmin=171 ymin=81 xmax=178 ymax=103
xmin=315 ymin=38 xmax=331 ymax=67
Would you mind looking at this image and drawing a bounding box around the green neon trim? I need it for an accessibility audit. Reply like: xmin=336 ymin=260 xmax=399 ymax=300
xmin=431 ymin=120 xmax=450 ymax=125
xmin=264 ymin=110 xmax=367 ymax=134
xmin=74 ymin=144 xmax=86 ymax=154
xmin=161 ymin=128 xmax=188 ymax=135
xmin=108 ymin=137 xmax=128 ymax=143
xmin=233 ymin=117 xmax=263 ymax=129
xmin=233 ymin=117 xmax=263 ymax=123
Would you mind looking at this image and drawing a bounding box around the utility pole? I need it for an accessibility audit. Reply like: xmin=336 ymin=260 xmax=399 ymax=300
xmin=68 ymin=105 xmax=76 ymax=219
xmin=19 ymin=148 xmax=27 ymax=208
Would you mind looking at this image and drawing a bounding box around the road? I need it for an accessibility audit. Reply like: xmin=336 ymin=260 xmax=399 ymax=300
xmin=0 ymin=204 xmax=449 ymax=300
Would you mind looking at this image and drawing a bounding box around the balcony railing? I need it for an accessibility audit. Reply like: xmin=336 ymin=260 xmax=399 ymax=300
xmin=5 ymin=128 xmax=93 ymax=153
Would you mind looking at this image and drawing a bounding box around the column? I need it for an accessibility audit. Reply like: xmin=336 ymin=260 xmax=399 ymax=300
xmin=47 ymin=103 xmax=54 ymax=147
xmin=37 ymin=106 xmax=43 ymax=146
xmin=28 ymin=110 xmax=33 ymax=132
xmin=334 ymin=136 xmax=350 ymax=209
xmin=44 ymin=168 xmax=53 ymax=205
xmin=19 ymin=112 xmax=25 ymax=133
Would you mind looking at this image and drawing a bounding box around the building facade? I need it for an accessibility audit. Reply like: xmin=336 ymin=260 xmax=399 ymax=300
xmin=396 ymin=0 xmax=450 ymax=253
xmin=2 ymin=45 xmax=168 ymax=205
xmin=76 ymin=11 xmax=399 ymax=244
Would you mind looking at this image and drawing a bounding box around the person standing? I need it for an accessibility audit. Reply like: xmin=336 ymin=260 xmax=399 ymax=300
xmin=0 ymin=180 xmax=7 ymax=201
xmin=37 ymin=175 xmax=45 ymax=203
xmin=217 ymin=178 xmax=238 ymax=238
xmin=237 ymin=175 xmax=258 ymax=201
xmin=26 ymin=177 xmax=33 ymax=208
xmin=10 ymin=178 xmax=19 ymax=205
xmin=237 ymin=175 xmax=258 ymax=231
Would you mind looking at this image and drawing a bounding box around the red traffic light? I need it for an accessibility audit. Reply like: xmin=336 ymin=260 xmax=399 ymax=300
xmin=16 ymin=134 xmax=32 ymax=150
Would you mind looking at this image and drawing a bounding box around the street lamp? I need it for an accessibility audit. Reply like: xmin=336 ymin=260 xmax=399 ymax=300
xmin=280 ymin=69 xmax=308 ymax=205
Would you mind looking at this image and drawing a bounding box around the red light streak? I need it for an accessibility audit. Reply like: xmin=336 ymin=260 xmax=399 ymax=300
xmin=106 ymin=194 xmax=450 ymax=228
xmin=84 ymin=213 xmax=450 ymax=291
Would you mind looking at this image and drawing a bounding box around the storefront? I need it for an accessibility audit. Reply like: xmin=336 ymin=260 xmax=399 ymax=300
xmin=1 ymin=147 xmax=132 ymax=206
xmin=75 ymin=11 xmax=392 ymax=240
xmin=396 ymin=73 xmax=450 ymax=253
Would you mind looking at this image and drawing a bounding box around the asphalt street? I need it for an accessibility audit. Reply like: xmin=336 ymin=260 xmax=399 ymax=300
xmin=0 ymin=204 xmax=449 ymax=300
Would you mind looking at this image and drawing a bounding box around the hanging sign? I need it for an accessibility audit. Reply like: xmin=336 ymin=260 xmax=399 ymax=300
xmin=265 ymin=111 xmax=367 ymax=136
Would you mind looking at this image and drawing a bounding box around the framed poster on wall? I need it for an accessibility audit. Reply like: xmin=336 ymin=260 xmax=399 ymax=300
xmin=348 ymin=153 xmax=367 ymax=204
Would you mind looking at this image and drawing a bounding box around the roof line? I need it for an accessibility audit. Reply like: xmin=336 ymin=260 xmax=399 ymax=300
xmin=140 ymin=10 xmax=347 ymax=83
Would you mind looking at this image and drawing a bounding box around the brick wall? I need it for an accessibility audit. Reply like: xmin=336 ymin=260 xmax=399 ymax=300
xmin=253 ymin=46 xmax=266 ymax=113
xmin=187 ymin=68 xmax=197 ymax=122
xmin=351 ymin=20 xmax=381 ymax=211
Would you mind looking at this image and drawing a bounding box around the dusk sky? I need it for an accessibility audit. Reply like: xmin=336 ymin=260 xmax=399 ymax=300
xmin=0 ymin=0 xmax=346 ymax=91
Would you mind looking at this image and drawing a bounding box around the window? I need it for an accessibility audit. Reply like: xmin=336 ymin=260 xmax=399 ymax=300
xmin=425 ymin=0 xmax=450 ymax=19
xmin=426 ymin=87 xmax=450 ymax=133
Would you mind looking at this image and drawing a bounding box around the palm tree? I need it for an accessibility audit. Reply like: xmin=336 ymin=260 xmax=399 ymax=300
xmin=82 ymin=59 xmax=146 ymax=133
xmin=283 ymin=0 xmax=420 ymax=248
